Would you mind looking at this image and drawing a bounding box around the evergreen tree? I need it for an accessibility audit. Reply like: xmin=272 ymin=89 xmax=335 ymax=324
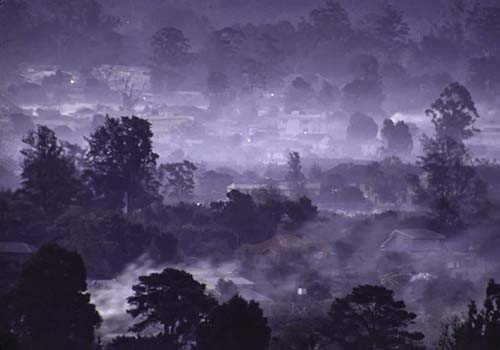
xmin=286 ymin=151 xmax=306 ymax=198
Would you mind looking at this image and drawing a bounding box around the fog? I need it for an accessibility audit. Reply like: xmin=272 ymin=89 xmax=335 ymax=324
xmin=1 ymin=0 xmax=500 ymax=349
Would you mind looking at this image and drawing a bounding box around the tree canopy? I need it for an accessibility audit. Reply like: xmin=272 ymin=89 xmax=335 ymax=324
xmin=327 ymin=285 xmax=425 ymax=350
xmin=10 ymin=244 xmax=101 ymax=350
xmin=196 ymin=295 xmax=271 ymax=350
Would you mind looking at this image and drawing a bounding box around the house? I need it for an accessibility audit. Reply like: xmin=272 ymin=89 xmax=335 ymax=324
xmin=239 ymin=234 xmax=332 ymax=264
xmin=227 ymin=182 xmax=321 ymax=197
xmin=380 ymin=229 xmax=446 ymax=255
xmin=0 ymin=241 xmax=34 ymax=264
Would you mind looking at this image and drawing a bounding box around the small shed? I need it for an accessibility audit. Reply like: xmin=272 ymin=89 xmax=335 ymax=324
xmin=380 ymin=229 xmax=446 ymax=254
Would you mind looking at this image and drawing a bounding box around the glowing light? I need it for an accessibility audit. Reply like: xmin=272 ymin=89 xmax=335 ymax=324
xmin=69 ymin=79 xmax=75 ymax=85
xmin=247 ymin=138 xmax=252 ymax=143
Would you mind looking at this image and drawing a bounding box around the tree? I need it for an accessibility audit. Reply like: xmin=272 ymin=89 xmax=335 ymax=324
xmin=284 ymin=196 xmax=318 ymax=227
xmin=151 ymin=27 xmax=191 ymax=67
xmin=10 ymin=244 xmax=101 ymax=350
xmin=416 ymin=83 xmax=483 ymax=229
xmin=327 ymin=285 xmax=425 ymax=350
xmin=425 ymin=82 xmax=479 ymax=143
xmin=438 ymin=279 xmax=500 ymax=350
xmin=380 ymin=119 xmax=413 ymax=157
xmin=159 ymin=160 xmax=197 ymax=203
xmin=20 ymin=125 xmax=84 ymax=215
xmin=209 ymin=27 xmax=245 ymax=65
xmin=374 ymin=4 xmax=410 ymax=45
xmin=418 ymin=136 xmax=483 ymax=229
xmin=284 ymin=77 xmax=315 ymax=113
xmin=197 ymin=295 xmax=271 ymax=350
xmin=286 ymin=151 xmax=306 ymax=198
xmin=85 ymin=116 xmax=159 ymax=214
xmin=346 ymin=112 xmax=378 ymax=141
xmin=220 ymin=190 xmax=258 ymax=246
xmin=341 ymin=56 xmax=384 ymax=116
xmin=127 ymin=268 xmax=216 ymax=346
xmin=48 ymin=208 xmax=177 ymax=278
xmin=150 ymin=27 xmax=191 ymax=92
xmin=309 ymin=0 xmax=351 ymax=43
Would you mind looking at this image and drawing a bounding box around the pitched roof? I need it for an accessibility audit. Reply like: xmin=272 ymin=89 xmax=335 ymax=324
xmin=0 ymin=242 xmax=34 ymax=254
xmin=380 ymin=229 xmax=445 ymax=250
xmin=393 ymin=229 xmax=446 ymax=240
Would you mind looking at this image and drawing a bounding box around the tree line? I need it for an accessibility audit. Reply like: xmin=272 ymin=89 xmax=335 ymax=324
xmin=1 ymin=243 xmax=499 ymax=350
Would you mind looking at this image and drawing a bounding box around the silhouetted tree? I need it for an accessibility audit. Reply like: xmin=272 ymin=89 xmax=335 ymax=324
xmin=327 ymin=285 xmax=425 ymax=350
xmin=212 ymin=26 xmax=245 ymax=60
xmin=127 ymin=268 xmax=216 ymax=346
xmin=284 ymin=196 xmax=318 ymax=227
xmin=286 ymin=151 xmax=306 ymax=198
xmin=380 ymin=119 xmax=413 ymax=157
xmin=346 ymin=112 xmax=378 ymax=141
xmin=197 ymin=295 xmax=271 ymax=350
xmin=416 ymin=83 xmax=484 ymax=229
xmin=438 ymin=279 xmax=500 ymax=350
xmin=20 ymin=125 xmax=84 ymax=215
xmin=159 ymin=160 xmax=197 ymax=203
xmin=150 ymin=26 xmax=191 ymax=91
xmin=85 ymin=116 xmax=159 ymax=214
xmin=426 ymin=82 xmax=479 ymax=142
xmin=417 ymin=136 xmax=483 ymax=229
xmin=342 ymin=54 xmax=384 ymax=115
xmin=10 ymin=244 xmax=101 ymax=350
xmin=221 ymin=190 xmax=258 ymax=246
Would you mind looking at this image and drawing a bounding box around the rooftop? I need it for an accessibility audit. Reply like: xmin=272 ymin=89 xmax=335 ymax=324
xmin=0 ymin=241 xmax=35 ymax=254
xmin=393 ymin=229 xmax=446 ymax=240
